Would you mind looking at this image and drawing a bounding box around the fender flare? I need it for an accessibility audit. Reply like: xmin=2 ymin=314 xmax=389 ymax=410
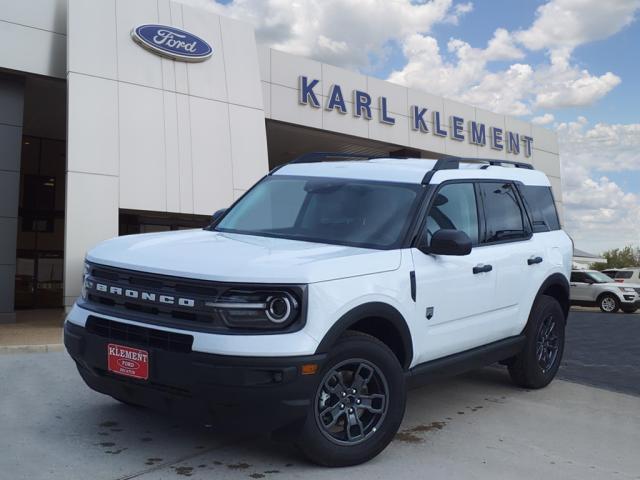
xmin=314 ymin=302 xmax=413 ymax=370
xmin=533 ymin=272 xmax=570 ymax=320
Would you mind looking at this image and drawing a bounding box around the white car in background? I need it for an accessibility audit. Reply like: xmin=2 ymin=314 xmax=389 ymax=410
xmin=614 ymin=268 xmax=640 ymax=284
xmin=570 ymin=270 xmax=640 ymax=313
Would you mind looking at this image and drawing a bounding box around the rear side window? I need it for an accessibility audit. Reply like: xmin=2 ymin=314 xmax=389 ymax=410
xmin=519 ymin=185 xmax=560 ymax=232
xmin=616 ymin=271 xmax=633 ymax=279
xmin=478 ymin=182 xmax=528 ymax=243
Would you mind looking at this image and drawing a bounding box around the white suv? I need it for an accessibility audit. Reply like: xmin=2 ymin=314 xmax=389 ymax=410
xmin=570 ymin=269 xmax=640 ymax=313
xmin=614 ymin=268 xmax=640 ymax=284
xmin=64 ymin=154 xmax=572 ymax=466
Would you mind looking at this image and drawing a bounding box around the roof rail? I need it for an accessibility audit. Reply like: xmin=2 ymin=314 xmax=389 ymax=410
xmin=421 ymin=156 xmax=534 ymax=184
xmin=268 ymin=151 xmax=534 ymax=180
xmin=269 ymin=151 xmax=381 ymax=174
xmin=289 ymin=152 xmax=379 ymax=164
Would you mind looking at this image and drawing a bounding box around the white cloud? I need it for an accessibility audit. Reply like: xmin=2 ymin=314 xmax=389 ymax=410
xmin=532 ymin=113 xmax=555 ymax=125
xmin=178 ymin=0 xmax=634 ymax=115
xmin=561 ymin=163 xmax=640 ymax=253
xmin=559 ymin=118 xmax=640 ymax=252
xmin=533 ymin=64 xmax=621 ymax=109
xmin=516 ymin=0 xmax=640 ymax=52
xmin=179 ymin=0 xmax=471 ymax=70
xmin=387 ymin=29 xmax=531 ymax=113
xmin=388 ymin=0 xmax=635 ymax=114
xmin=557 ymin=118 xmax=640 ymax=171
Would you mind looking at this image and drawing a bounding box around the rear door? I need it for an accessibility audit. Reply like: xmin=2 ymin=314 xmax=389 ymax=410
xmin=475 ymin=182 xmax=533 ymax=335
xmin=411 ymin=181 xmax=498 ymax=363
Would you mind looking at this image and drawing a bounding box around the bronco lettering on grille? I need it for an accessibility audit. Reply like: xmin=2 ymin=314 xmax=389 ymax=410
xmin=93 ymin=282 xmax=195 ymax=308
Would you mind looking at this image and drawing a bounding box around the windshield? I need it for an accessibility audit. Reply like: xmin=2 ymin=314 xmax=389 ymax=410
xmin=215 ymin=175 xmax=423 ymax=249
xmin=588 ymin=271 xmax=614 ymax=283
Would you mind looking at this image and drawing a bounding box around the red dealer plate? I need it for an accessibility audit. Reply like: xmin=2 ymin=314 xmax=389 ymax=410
xmin=107 ymin=343 xmax=149 ymax=380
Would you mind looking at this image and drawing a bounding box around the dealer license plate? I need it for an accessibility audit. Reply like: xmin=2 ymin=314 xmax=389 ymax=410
xmin=107 ymin=343 xmax=149 ymax=380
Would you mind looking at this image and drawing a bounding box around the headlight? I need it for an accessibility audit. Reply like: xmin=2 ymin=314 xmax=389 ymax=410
xmin=205 ymin=289 xmax=301 ymax=330
xmin=619 ymin=287 xmax=636 ymax=293
xmin=80 ymin=261 xmax=91 ymax=300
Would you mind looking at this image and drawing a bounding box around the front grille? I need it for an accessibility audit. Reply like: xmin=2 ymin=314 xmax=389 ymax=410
xmin=86 ymin=263 xmax=222 ymax=326
xmin=634 ymin=288 xmax=640 ymax=295
xmin=86 ymin=316 xmax=193 ymax=353
xmin=82 ymin=262 xmax=305 ymax=334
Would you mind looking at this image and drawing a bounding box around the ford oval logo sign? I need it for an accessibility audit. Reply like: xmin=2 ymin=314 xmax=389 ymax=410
xmin=131 ymin=24 xmax=213 ymax=62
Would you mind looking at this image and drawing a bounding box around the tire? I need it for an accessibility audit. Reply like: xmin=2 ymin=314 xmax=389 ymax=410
xmin=621 ymin=306 xmax=638 ymax=314
xmin=296 ymin=331 xmax=406 ymax=467
xmin=598 ymin=293 xmax=620 ymax=313
xmin=508 ymin=295 xmax=565 ymax=389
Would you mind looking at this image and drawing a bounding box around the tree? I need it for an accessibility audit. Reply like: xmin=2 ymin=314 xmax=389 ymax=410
xmin=590 ymin=246 xmax=640 ymax=270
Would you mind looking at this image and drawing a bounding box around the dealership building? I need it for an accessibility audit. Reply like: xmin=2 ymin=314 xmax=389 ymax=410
xmin=0 ymin=0 xmax=562 ymax=321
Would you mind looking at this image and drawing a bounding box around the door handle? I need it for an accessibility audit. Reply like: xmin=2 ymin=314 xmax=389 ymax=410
xmin=527 ymin=256 xmax=543 ymax=265
xmin=473 ymin=264 xmax=493 ymax=274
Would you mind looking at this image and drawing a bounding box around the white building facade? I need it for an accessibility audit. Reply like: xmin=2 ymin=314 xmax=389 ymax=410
xmin=0 ymin=0 xmax=561 ymax=320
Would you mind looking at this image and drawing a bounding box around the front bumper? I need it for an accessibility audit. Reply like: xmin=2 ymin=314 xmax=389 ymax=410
xmin=64 ymin=319 xmax=326 ymax=431
xmin=620 ymin=296 xmax=640 ymax=306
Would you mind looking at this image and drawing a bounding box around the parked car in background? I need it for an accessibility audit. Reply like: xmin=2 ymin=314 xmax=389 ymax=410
xmin=614 ymin=268 xmax=640 ymax=284
xmin=570 ymin=270 xmax=640 ymax=313
xmin=602 ymin=269 xmax=621 ymax=279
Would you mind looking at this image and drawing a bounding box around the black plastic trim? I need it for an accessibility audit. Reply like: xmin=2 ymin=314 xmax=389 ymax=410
xmin=314 ymin=302 xmax=414 ymax=370
xmin=410 ymin=271 xmax=416 ymax=301
xmin=64 ymin=321 xmax=326 ymax=431
xmin=532 ymin=273 xmax=571 ymax=321
xmin=406 ymin=335 xmax=526 ymax=388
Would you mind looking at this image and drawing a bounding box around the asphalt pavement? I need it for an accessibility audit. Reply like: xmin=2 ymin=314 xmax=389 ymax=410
xmin=560 ymin=309 xmax=640 ymax=396
xmin=0 ymin=310 xmax=638 ymax=479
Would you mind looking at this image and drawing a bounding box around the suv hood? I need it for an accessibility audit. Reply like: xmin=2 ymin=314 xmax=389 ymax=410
xmin=86 ymin=229 xmax=402 ymax=284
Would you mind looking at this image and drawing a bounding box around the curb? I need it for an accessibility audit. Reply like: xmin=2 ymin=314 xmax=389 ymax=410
xmin=0 ymin=344 xmax=64 ymax=355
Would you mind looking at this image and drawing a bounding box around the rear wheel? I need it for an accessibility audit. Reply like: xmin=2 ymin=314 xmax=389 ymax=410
xmin=598 ymin=293 xmax=620 ymax=313
xmin=508 ymin=295 xmax=565 ymax=389
xmin=296 ymin=331 xmax=406 ymax=467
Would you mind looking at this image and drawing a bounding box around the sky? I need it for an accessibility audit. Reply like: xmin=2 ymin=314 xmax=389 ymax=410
xmin=183 ymin=0 xmax=640 ymax=254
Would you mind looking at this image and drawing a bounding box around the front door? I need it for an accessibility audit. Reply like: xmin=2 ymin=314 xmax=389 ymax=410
xmin=411 ymin=182 xmax=497 ymax=364
xmin=570 ymin=271 xmax=594 ymax=302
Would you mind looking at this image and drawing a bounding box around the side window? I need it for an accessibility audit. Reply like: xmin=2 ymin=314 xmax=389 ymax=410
xmin=478 ymin=182 xmax=528 ymax=243
xmin=519 ymin=185 xmax=561 ymax=232
xmin=616 ymin=271 xmax=633 ymax=279
xmin=570 ymin=272 xmax=586 ymax=282
xmin=423 ymin=183 xmax=479 ymax=245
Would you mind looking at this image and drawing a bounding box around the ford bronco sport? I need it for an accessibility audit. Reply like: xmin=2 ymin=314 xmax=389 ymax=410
xmin=64 ymin=154 xmax=572 ymax=466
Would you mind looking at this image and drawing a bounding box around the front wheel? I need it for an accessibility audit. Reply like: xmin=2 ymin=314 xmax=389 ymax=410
xmin=598 ymin=294 xmax=620 ymax=313
xmin=621 ymin=306 xmax=638 ymax=314
xmin=296 ymin=331 xmax=406 ymax=467
xmin=508 ymin=295 xmax=565 ymax=389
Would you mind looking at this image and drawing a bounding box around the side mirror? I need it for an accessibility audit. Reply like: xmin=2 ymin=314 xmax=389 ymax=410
xmin=210 ymin=208 xmax=227 ymax=225
xmin=421 ymin=229 xmax=472 ymax=256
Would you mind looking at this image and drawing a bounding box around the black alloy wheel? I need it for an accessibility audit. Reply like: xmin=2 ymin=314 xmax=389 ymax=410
xmin=536 ymin=315 xmax=560 ymax=374
xmin=296 ymin=331 xmax=406 ymax=467
xmin=315 ymin=359 xmax=388 ymax=445
xmin=508 ymin=295 xmax=565 ymax=389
